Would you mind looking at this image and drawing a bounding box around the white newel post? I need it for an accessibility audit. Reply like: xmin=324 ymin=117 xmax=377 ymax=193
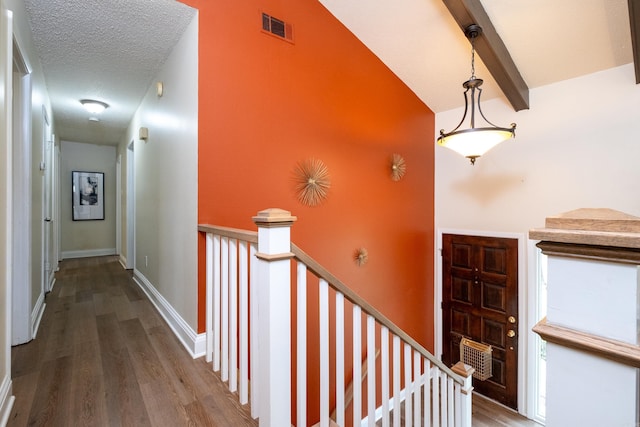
xmin=253 ymin=208 xmax=297 ymax=427
xmin=452 ymin=362 xmax=474 ymax=427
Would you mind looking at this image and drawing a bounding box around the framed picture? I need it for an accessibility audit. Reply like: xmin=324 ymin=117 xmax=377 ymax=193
xmin=72 ymin=171 xmax=105 ymax=221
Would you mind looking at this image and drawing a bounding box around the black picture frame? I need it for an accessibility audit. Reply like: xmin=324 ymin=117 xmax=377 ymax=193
xmin=72 ymin=171 xmax=105 ymax=221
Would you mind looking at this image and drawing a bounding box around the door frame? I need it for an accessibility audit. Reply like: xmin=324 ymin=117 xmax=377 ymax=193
xmin=436 ymin=228 xmax=528 ymax=415
xmin=125 ymin=141 xmax=135 ymax=270
xmin=11 ymin=36 xmax=32 ymax=345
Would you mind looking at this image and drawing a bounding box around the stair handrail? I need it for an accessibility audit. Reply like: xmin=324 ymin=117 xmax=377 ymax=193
xmin=197 ymin=223 xmax=464 ymax=385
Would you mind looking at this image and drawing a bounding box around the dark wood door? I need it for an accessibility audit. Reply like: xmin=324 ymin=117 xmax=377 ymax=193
xmin=441 ymin=234 xmax=518 ymax=409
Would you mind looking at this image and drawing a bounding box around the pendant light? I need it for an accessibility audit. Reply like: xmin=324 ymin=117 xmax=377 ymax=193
xmin=437 ymin=24 xmax=516 ymax=165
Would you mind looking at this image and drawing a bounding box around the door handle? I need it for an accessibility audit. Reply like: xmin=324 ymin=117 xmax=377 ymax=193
xmin=507 ymin=329 xmax=516 ymax=338
xmin=508 ymin=316 xmax=516 ymax=324
xmin=44 ymin=218 xmax=52 ymax=222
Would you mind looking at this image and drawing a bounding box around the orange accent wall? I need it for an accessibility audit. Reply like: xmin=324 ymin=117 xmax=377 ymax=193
xmin=184 ymin=0 xmax=435 ymax=415
xmin=186 ymin=0 xmax=435 ymax=344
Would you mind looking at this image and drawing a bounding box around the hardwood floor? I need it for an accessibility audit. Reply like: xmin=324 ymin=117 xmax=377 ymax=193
xmin=8 ymin=255 xmax=541 ymax=427
xmin=8 ymin=256 xmax=257 ymax=427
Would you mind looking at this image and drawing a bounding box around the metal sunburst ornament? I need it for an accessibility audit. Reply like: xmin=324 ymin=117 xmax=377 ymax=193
xmin=354 ymin=248 xmax=368 ymax=267
xmin=294 ymin=158 xmax=331 ymax=207
xmin=390 ymin=153 xmax=406 ymax=181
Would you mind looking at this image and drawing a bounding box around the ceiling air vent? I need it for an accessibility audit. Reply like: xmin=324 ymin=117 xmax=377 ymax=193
xmin=262 ymin=13 xmax=293 ymax=42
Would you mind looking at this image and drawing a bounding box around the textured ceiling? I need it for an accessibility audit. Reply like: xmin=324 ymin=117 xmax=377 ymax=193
xmin=22 ymin=0 xmax=634 ymax=146
xmin=24 ymin=0 xmax=196 ymax=145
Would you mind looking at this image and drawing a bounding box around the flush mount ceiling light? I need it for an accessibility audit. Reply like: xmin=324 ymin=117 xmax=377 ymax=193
xmin=437 ymin=24 xmax=516 ymax=165
xmin=80 ymin=99 xmax=109 ymax=115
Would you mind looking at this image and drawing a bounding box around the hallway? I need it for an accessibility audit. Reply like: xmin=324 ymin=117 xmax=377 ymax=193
xmin=8 ymin=256 xmax=257 ymax=426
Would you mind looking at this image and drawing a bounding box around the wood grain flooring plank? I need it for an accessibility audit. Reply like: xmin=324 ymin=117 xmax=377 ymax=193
xmin=71 ymin=340 xmax=108 ymax=426
xmin=96 ymin=312 xmax=126 ymax=354
xmin=6 ymin=371 xmax=38 ymax=427
xmin=72 ymin=299 xmax=99 ymax=344
xmin=147 ymin=325 xmax=211 ymax=405
xmin=101 ymin=347 xmax=153 ymax=427
xmin=26 ymin=356 xmax=73 ymax=426
xmin=139 ymin=378 xmax=189 ymax=426
xmin=111 ymin=293 xmax=136 ymax=322
xmin=119 ymin=318 xmax=168 ymax=385
xmin=130 ymin=299 xmax=163 ymax=331
xmin=93 ymin=291 xmax=115 ymax=316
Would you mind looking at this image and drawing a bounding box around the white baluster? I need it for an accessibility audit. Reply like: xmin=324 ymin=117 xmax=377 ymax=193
xmin=423 ymin=361 xmax=430 ymax=426
xmin=320 ymin=279 xmax=330 ymax=427
xmin=404 ymin=344 xmax=412 ymax=427
xmin=393 ymin=336 xmax=400 ymax=427
xmin=381 ymin=327 xmax=389 ymax=427
xmin=205 ymin=233 xmax=213 ymax=364
xmin=367 ymin=315 xmax=376 ymax=427
xmin=413 ymin=352 xmax=421 ymax=426
xmin=213 ymin=234 xmax=221 ymax=371
xmin=297 ymin=262 xmax=307 ymax=427
xmin=239 ymin=240 xmax=249 ymax=404
xmin=447 ymin=377 xmax=454 ymax=426
xmin=229 ymin=238 xmax=238 ymax=392
xmin=221 ymin=237 xmax=229 ymax=383
xmin=432 ymin=367 xmax=440 ymax=427
xmin=353 ymin=306 xmax=362 ymax=426
xmin=336 ymin=292 xmax=345 ymax=427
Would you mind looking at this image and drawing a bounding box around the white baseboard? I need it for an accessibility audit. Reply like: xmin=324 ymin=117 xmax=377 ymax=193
xmin=118 ymin=254 xmax=128 ymax=270
xmin=0 ymin=375 xmax=15 ymax=427
xmin=31 ymin=292 xmax=46 ymax=339
xmin=132 ymin=269 xmax=204 ymax=358
xmin=61 ymin=248 xmax=116 ymax=259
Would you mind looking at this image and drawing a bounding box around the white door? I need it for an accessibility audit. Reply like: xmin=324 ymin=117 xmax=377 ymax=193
xmin=11 ymin=37 xmax=33 ymax=345
xmin=41 ymin=107 xmax=53 ymax=293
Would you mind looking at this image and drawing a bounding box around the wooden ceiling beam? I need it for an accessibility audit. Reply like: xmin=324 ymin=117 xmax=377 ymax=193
xmin=628 ymin=0 xmax=640 ymax=84
xmin=442 ymin=0 xmax=529 ymax=111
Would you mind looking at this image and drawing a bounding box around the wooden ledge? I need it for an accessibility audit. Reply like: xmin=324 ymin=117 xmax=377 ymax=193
xmin=529 ymin=208 xmax=640 ymax=249
xmin=533 ymin=317 xmax=640 ymax=368
xmin=255 ymin=252 xmax=295 ymax=262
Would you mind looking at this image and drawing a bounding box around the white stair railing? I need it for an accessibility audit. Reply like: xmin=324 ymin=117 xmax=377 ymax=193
xmin=199 ymin=209 xmax=474 ymax=427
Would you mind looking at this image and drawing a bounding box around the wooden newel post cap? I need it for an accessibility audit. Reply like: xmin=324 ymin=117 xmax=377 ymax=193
xmin=452 ymin=361 xmax=475 ymax=379
xmin=252 ymin=208 xmax=297 ymax=227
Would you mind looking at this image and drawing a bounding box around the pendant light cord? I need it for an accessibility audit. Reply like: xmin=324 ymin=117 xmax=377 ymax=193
xmin=470 ymin=36 xmax=476 ymax=79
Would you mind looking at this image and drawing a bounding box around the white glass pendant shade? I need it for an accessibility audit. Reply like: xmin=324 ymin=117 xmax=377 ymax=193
xmin=438 ymin=127 xmax=514 ymax=163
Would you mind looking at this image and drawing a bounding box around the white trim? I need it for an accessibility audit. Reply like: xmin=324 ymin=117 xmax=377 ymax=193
xmin=31 ymin=293 xmax=45 ymax=339
xmin=132 ymin=269 xmax=204 ymax=358
xmin=0 ymin=375 xmax=15 ymax=427
xmin=61 ymin=248 xmax=116 ymax=259
xmin=118 ymin=254 xmax=128 ymax=270
xmin=435 ymin=228 xmax=529 ymax=417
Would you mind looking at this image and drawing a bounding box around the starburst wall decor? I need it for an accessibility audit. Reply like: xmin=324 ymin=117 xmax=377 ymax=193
xmin=354 ymin=248 xmax=368 ymax=267
xmin=293 ymin=158 xmax=331 ymax=207
xmin=390 ymin=153 xmax=406 ymax=181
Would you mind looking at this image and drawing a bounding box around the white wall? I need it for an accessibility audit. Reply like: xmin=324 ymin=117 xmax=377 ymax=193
xmin=434 ymin=63 xmax=640 ymax=417
xmin=60 ymin=140 xmax=116 ymax=258
xmin=118 ymin=14 xmax=199 ymax=352
xmin=435 ymin=64 xmax=640 ymax=231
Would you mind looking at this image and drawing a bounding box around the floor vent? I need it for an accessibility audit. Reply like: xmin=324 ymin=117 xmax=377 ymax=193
xmin=262 ymin=13 xmax=293 ymax=42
